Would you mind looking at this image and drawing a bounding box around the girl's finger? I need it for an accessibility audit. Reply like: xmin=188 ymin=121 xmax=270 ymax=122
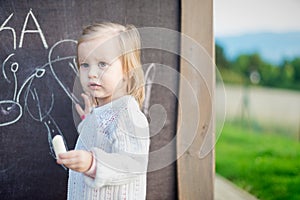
xmin=81 ymin=93 xmax=92 ymax=113
xmin=75 ymin=103 xmax=85 ymax=117
xmin=56 ymin=159 xmax=63 ymax=165
xmin=60 ymin=157 xmax=81 ymax=166
xmin=58 ymin=150 xmax=77 ymax=159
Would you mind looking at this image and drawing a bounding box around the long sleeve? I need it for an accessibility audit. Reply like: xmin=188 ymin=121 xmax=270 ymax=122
xmin=84 ymin=103 xmax=150 ymax=188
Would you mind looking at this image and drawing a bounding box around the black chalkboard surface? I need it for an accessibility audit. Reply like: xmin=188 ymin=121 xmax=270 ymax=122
xmin=0 ymin=0 xmax=180 ymax=199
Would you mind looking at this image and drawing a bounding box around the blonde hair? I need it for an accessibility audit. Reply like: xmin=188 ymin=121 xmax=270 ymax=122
xmin=77 ymin=22 xmax=145 ymax=108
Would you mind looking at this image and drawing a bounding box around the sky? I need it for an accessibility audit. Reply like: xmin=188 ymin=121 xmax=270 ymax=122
xmin=214 ymin=0 xmax=300 ymax=37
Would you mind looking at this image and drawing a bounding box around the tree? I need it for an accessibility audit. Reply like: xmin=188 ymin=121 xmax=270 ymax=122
xmin=215 ymin=43 xmax=230 ymax=69
xmin=291 ymin=58 xmax=300 ymax=82
xmin=215 ymin=43 xmax=300 ymax=90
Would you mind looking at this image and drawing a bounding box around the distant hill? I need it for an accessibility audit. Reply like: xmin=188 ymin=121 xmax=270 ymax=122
xmin=215 ymin=32 xmax=300 ymax=65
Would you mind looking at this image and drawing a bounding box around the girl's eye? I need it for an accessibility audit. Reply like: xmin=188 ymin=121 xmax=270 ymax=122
xmin=80 ymin=63 xmax=89 ymax=68
xmin=98 ymin=62 xmax=108 ymax=68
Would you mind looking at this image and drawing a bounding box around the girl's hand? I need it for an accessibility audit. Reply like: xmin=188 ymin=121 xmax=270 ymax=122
xmin=75 ymin=93 xmax=93 ymax=120
xmin=57 ymin=150 xmax=93 ymax=173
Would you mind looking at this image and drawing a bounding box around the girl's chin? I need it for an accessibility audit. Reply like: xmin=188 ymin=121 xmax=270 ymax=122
xmin=82 ymin=90 xmax=102 ymax=98
xmin=91 ymin=93 xmax=113 ymax=100
xmin=90 ymin=93 xmax=105 ymax=99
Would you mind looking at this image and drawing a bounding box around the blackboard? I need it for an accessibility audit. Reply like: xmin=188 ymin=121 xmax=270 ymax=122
xmin=0 ymin=0 xmax=180 ymax=199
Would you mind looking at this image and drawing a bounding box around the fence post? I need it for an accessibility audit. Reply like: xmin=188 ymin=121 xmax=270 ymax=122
xmin=177 ymin=0 xmax=215 ymax=199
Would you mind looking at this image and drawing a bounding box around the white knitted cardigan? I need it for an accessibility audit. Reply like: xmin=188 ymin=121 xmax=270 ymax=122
xmin=67 ymin=95 xmax=150 ymax=200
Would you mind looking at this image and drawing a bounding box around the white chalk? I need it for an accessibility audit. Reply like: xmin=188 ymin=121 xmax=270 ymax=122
xmin=52 ymin=135 xmax=67 ymax=159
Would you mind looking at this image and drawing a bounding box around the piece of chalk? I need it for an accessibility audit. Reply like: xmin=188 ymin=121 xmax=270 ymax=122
xmin=52 ymin=135 xmax=67 ymax=159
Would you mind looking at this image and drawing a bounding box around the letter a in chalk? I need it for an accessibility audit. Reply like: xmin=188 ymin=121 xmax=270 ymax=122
xmin=19 ymin=9 xmax=48 ymax=49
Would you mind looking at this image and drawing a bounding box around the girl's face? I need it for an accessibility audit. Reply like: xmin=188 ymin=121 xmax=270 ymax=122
xmin=78 ymin=35 xmax=126 ymax=106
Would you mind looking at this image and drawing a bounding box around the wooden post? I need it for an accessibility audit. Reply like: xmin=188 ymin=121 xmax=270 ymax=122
xmin=177 ymin=0 xmax=215 ymax=199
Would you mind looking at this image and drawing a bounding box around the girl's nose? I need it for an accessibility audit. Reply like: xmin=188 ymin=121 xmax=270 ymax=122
xmin=88 ymin=65 xmax=100 ymax=78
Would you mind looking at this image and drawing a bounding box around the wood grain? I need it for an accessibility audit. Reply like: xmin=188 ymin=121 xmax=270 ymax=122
xmin=177 ymin=0 xmax=215 ymax=199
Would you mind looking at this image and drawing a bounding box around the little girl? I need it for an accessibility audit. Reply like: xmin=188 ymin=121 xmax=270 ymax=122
xmin=57 ymin=22 xmax=150 ymax=200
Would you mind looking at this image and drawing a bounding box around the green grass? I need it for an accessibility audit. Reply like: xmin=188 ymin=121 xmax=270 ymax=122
xmin=215 ymin=123 xmax=300 ymax=200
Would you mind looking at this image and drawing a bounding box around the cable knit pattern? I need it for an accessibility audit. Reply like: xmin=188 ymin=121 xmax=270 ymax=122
xmin=67 ymin=95 xmax=150 ymax=200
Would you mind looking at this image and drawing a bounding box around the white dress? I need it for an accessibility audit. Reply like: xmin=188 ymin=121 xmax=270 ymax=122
xmin=67 ymin=95 xmax=150 ymax=200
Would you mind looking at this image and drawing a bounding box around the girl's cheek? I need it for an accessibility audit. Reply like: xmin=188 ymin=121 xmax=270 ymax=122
xmin=79 ymin=72 xmax=88 ymax=85
xmin=80 ymin=67 xmax=89 ymax=72
xmin=79 ymin=68 xmax=89 ymax=78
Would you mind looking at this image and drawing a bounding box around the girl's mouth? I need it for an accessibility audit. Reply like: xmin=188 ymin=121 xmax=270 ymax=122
xmin=88 ymin=82 xmax=101 ymax=89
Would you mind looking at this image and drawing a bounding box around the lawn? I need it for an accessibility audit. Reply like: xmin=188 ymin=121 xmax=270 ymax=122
xmin=215 ymin=123 xmax=300 ymax=200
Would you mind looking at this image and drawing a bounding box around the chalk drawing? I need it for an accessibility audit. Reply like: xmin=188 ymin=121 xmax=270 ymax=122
xmin=142 ymin=63 xmax=156 ymax=116
xmin=0 ymin=52 xmax=46 ymax=127
xmin=48 ymin=39 xmax=79 ymax=104
xmin=0 ymin=100 xmax=22 ymax=127
xmin=19 ymin=9 xmax=48 ymax=49
xmin=0 ymin=9 xmax=48 ymax=50
xmin=0 ymin=13 xmax=16 ymax=50
xmin=2 ymin=53 xmax=15 ymax=83
xmin=0 ymin=38 xmax=77 ymax=130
